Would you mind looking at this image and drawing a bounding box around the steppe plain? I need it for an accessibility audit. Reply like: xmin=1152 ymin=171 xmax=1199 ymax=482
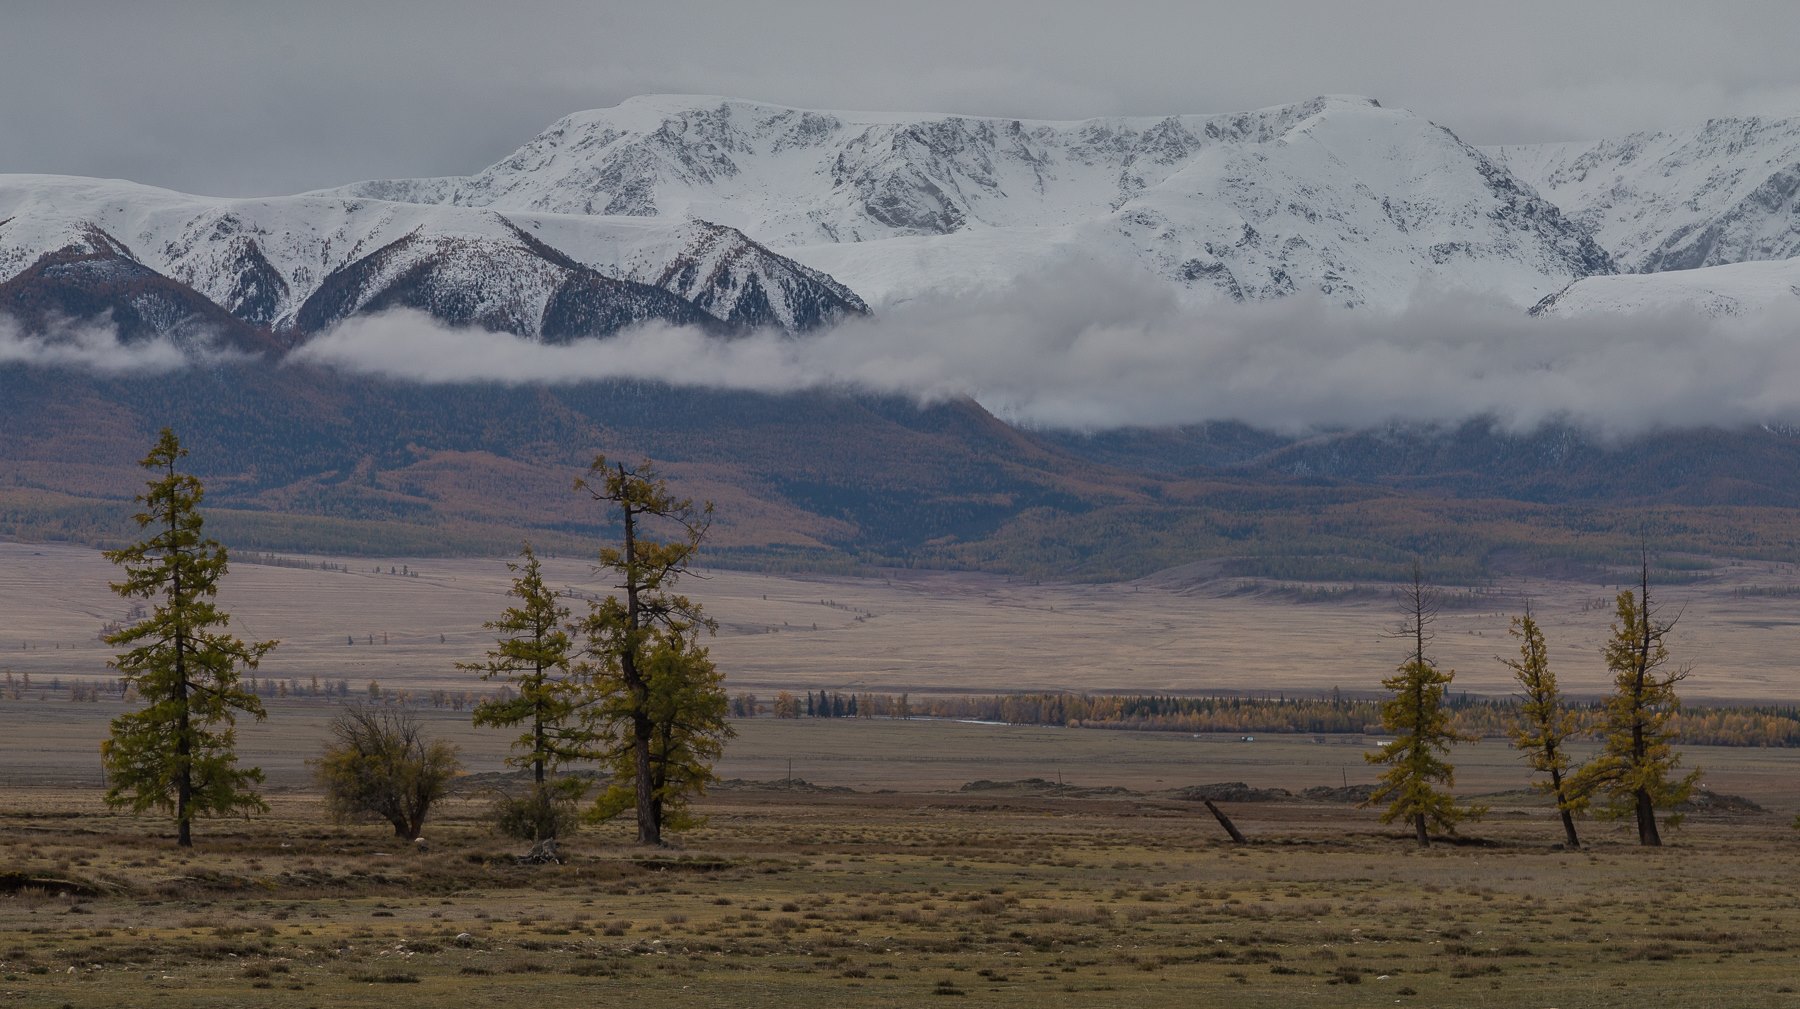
xmin=4 ymin=541 xmax=1800 ymax=1007
xmin=9 ymin=541 xmax=1800 ymax=700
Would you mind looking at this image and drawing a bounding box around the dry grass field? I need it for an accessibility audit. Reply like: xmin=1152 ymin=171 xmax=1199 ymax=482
xmin=1 ymin=718 xmax=1798 ymax=1009
xmin=8 ymin=541 xmax=1800 ymax=702
xmin=7 ymin=540 xmax=1800 ymax=1007
xmin=0 ymin=703 xmax=1795 ymax=802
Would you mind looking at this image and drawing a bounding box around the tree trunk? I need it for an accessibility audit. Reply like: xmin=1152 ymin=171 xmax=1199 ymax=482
xmin=175 ymin=700 xmax=192 ymax=847
xmin=1203 ymin=800 xmax=1247 ymax=844
xmin=632 ymin=712 xmax=659 ymax=845
xmin=618 ymin=483 xmax=662 ymax=847
xmin=1414 ymin=813 xmax=1429 ymax=847
xmin=172 ymin=512 xmax=192 ymax=849
xmin=1631 ymin=564 xmax=1658 ymax=849
xmin=533 ymin=697 xmax=546 ymax=785
xmin=1549 ymin=767 xmax=1580 ymax=848
xmin=1559 ymin=807 xmax=1581 ymax=849
xmin=1636 ymin=788 xmax=1662 ymax=846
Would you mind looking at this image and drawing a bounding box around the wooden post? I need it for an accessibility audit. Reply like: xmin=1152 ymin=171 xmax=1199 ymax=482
xmin=1203 ymin=799 xmax=1247 ymax=844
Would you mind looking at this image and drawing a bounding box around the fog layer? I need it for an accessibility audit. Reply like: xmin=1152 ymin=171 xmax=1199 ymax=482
xmin=0 ymin=318 xmax=189 ymax=375
xmin=284 ymin=268 xmax=1800 ymax=436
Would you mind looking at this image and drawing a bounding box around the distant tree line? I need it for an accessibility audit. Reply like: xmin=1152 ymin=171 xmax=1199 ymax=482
xmin=724 ymin=688 xmax=1800 ymax=748
xmin=54 ymin=669 xmax=1800 ymax=750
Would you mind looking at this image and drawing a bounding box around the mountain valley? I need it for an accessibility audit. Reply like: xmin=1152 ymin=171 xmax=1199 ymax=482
xmin=8 ymin=94 xmax=1800 ymax=579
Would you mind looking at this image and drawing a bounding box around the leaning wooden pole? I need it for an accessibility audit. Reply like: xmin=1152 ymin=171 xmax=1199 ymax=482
xmin=1203 ymin=799 xmax=1248 ymax=844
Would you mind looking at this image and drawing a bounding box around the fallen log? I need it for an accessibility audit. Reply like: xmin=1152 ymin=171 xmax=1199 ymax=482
xmin=1202 ymin=799 xmax=1248 ymax=844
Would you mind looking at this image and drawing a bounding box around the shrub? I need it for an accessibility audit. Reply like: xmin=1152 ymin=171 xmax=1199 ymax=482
xmin=491 ymin=777 xmax=586 ymax=841
xmin=313 ymin=704 xmax=460 ymax=839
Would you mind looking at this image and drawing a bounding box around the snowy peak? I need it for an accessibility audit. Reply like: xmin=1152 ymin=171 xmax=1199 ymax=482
xmin=325 ymin=94 xmax=1612 ymax=309
xmin=0 ymin=175 xmax=867 ymax=342
xmin=648 ymin=220 xmax=868 ymax=329
xmin=326 ymin=93 xmax=1405 ymax=236
xmin=1491 ymin=115 xmax=1800 ymax=274
xmin=290 ymin=215 xmax=724 ymax=340
xmin=0 ymin=183 xmax=147 ymax=280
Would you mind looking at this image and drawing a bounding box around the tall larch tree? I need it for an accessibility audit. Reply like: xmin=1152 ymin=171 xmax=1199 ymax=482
xmin=1365 ymin=563 xmax=1483 ymax=846
xmin=621 ymin=626 xmax=732 ymax=833
xmin=1573 ymin=560 xmax=1700 ymax=846
xmin=574 ymin=458 xmax=733 ymax=846
xmin=1501 ymin=605 xmax=1585 ymax=848
xmin=101 ymin=428 xmax=277 ymax=847
xmin=465 ymin=543 xmax=583 ymax=840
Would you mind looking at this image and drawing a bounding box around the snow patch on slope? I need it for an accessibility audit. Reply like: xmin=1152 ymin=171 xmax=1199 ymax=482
xmin=1532 ymin=257 xmax=1800 ymax=319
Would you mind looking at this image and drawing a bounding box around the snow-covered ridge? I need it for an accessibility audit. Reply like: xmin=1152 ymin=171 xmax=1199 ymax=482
xmin=1484 ymin=114 xmax=1800 ymax=319
xmin=1532 ymin=258 xmax=1800 ymax=319
xmin=1490 ymin=115 xmax=1800 ymax=275
xmin=17 ymin=94 xmax=1800 ymax=333
xmin=322 ymin=93 xmax=1614 ymax=310
xmin=0 ymin=174 xmax=866 ymax=341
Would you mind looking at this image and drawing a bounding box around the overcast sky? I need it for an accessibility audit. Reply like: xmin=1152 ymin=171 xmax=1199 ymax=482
xmin=6 ymin=0 xmax=1800 ymax=196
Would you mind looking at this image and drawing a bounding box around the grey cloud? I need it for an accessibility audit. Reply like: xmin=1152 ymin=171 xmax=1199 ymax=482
xmin=289 ymin=266 xmax=1800 ymax=437
xmin=9 ymin=1 xmax=1800 ymax=194
xmin=0 ymin=317 xmax=189 ymax=374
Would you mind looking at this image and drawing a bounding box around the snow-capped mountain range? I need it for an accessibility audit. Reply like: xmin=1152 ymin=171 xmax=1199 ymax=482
xmin=7 ymin=93 xmax=1800 ymax=350
xmin=321 ymin=94 xmax=1613 ymax=310
xmin=0 ymin=173 xmax=867 ymax=349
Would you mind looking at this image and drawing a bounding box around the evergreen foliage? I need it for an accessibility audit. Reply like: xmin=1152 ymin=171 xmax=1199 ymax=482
xmin=100 ymin=428 xmax=277 ymax=847
xmin=1364 ymin=565 xmax=1483 ymax=846
xmin=1572 ymin=561 xmax=1701 ymax=846
xmin=1501 ymin=607 xmax=1585 ymax=847
xmin=586 ymin=626 xmax=732 ymax=834
xmin=464 ymin=544 xmax=583 ymax=840
xmin=572 ymin=457 xmax=733 ymax=845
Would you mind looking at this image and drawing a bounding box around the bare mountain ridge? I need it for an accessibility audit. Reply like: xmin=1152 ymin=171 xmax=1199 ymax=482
xmin=0 ymin=225 xmax=276 ymax=354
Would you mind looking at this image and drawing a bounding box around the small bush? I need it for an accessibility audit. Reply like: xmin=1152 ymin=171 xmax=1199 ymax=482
xmin=314 ymin=705 xmax=460 ymax=839
xmin=491 ymin=779 xmax=585 ymax=842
